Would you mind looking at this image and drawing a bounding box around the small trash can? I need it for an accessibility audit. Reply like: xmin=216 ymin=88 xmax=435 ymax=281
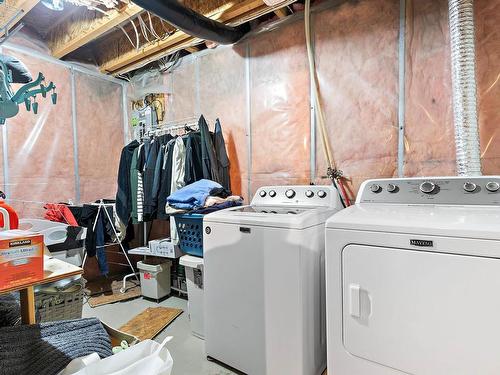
xmin=179 ymin=255 xmax=204 ymax=339
xmin=138 ymin=260 xmax=172 ymax=301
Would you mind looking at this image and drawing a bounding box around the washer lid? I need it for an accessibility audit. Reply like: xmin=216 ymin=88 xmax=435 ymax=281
xmin=204 ymin=205 xmax=339 ymax=229
xmin=326 ymin=204 xmax=500 ymax=240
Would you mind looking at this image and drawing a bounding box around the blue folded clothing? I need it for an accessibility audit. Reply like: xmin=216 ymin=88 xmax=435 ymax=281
xmin=167 ymin=179 xmax=222 ymax=210
xmin=191 ymin=199 xmax=243 ymax=214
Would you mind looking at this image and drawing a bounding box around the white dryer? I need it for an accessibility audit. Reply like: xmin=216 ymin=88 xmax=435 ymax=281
xmin=325 ymin=176 xmax=500 ymax=375
xmin=204 ymin=185 xmax=343 ymax=375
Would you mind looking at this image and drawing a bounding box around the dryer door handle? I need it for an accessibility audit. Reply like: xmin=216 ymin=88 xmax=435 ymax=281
xmin=349 ymin=284 xmax=361 ymax=318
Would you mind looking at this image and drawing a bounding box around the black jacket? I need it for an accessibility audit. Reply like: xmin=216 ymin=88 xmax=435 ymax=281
xmin=115 ymin=140 xmax=139 ymax=224
xmin=213 ymin=119 xmax=231 ymax=191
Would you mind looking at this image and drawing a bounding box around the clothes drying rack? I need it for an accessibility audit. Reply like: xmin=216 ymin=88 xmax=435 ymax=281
xmin=81 ymin=199 xmax=140 ymax=293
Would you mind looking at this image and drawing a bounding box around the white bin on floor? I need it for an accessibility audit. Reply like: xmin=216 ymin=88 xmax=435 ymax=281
xmin=138 ymin=260 xmax=172 ymax=301
xmin=179 ymin=255 xmax=204 ymax=339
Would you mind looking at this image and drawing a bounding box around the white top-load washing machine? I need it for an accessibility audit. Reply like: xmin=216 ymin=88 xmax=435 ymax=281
xmin=204 ymin=185 xmax=343 ymax=375
xmin=325 ymin=176 xmax=500 ymax=375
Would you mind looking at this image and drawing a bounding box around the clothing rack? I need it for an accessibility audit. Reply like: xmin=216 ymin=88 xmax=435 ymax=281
xmin=141 ymin=116 xmax=201 ymax=140
xmin=82 ymin=199 xmax=140 ymax=292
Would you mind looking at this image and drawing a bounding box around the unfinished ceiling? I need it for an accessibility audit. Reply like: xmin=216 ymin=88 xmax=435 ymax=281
xmin=1 ymin=0 xmax=297 ymax=76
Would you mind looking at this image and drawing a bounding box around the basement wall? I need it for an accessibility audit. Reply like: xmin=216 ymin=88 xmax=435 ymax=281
xmin=162 ymin=0 xmax=500 ymax=201
xmin=0 ymin=43 xmax=126 ymax=218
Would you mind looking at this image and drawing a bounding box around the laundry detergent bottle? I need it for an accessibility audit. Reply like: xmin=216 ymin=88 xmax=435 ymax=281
xmin=0 ymin=191 xmax=19 ymax=230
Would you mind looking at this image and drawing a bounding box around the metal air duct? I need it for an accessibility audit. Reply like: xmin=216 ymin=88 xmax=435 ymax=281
xmin=448 ymin=0 xmax=482 ymax=176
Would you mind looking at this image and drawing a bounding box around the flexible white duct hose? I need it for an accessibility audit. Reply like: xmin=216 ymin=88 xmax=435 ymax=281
xmin=448 ymin=0 xmax=482 ymax=176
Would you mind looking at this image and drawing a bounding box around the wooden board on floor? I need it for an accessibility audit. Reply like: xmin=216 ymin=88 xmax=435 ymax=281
xmin=119 ymin=307 xmax=183 ymax=341
xmin=86 ymin=277 xmax=141 ymax=307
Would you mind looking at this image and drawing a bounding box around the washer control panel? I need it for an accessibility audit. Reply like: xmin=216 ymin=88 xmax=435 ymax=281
xmin=358 ymin=176 xmax=500 ymax=205
xmin=252 ymin=185 xmax=340 ymax=207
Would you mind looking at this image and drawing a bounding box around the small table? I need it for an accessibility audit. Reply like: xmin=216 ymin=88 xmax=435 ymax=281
xmin=0 ymin=257 xmax=84 ymax=324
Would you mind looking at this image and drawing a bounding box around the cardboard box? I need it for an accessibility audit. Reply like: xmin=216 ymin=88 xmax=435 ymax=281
xmin=0 ymin=230 xmax=44 ymax=291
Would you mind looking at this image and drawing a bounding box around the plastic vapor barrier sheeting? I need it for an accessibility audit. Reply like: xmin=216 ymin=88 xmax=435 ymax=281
xmin=198 ymin=46 xmax=249 ymax=201
xmin=476 ymin=0 xmax=500 ymax=175
xmin=313 ymin=0 xmax=399 ymax=198
xmin=404 ymin=0 xmax=456 ymax=177
xmin=75 ymin=72 xmax=124 ymax=203
xmin=5 ymin=50 xmax=76 ymax=219
xmin=249 ymin=20 xmax=311 ymax=197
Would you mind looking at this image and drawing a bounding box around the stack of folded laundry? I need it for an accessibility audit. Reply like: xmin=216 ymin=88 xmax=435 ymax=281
xmin=165 ymin=179 xmax=243 ymax=215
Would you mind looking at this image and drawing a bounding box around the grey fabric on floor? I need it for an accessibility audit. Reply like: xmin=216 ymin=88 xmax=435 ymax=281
xmin=0 ymin=318 xmax=112 ymax=375
xmin=0 ymin=293 xmax=20 ymax=327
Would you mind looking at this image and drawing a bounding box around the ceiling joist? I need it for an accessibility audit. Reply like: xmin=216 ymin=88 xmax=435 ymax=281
xmin=48 ymin=3 xmax=142 ymax=58
xmin=100 ymin=0 xmax=265 ymax=74
xmin=0 ymin=0 xmax=40 ymax=38
xmin=101 ymin=0 xmax=296 ymax=75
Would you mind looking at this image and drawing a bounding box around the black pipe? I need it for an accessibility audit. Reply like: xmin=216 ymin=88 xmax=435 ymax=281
xmin=132 ymin=0 xmax=249 ymax=45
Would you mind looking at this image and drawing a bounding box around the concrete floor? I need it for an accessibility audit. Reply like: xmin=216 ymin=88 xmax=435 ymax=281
xmin=83 ymin=295 xmax=236 ymax=375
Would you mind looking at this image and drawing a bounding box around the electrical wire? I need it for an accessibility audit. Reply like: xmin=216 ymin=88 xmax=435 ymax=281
xmin=130 ymin=18 xmax=140 ymax=50
xmin=304 ymin=0 xmax=350 ymax=207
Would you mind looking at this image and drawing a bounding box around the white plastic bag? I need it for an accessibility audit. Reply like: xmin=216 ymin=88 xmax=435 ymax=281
xmin=63 ymin=337 xmax=173 ymax=375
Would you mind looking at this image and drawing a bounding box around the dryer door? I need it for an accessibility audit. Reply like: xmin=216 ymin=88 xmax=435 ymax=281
xmin=342 ymin=244 xmax=500 ymax=375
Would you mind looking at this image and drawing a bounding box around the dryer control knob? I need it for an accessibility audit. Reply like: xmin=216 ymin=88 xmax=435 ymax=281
xmin=370 ymin=184 xmax=381 ymax=193
xmin=420 ymin=181 xmax=436 ymax=194
xmin=317 ymin=190 xmax=327 ymax=198
xmin=387 ymin=183 xmax=398 ymax=193
xmin=285 ymin=189 xmax=296 ymax=199
xmin=305 ymin=190 xmax=315 ymax=198
xmin=486 ymin=181 xmax=500 ymax=192
xmin=269 ymin=190 xmax=277 ymax=197
xmin=463 ymin=182 xmax=477 ymax=193
xmin=259 ymin=190 xmax=267 ymax=197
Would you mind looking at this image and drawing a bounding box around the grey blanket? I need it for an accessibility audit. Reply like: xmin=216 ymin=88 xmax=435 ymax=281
xmin=0 ymin=318 xmax=112 ymax=375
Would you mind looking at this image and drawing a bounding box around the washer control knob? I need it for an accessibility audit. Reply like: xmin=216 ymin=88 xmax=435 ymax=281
xmin=370 ymin=184 xmax=381 ymax=193
xmin=419 ymin=181 xmax=436 ymax=194
xmin=305 ymin=190 xmax=315 ymax=198
xmin=317 ymin=190 xmax=327 ymax=198
xmin=285 ymin=189 xmax=296 ymax=199
xmin=486 ymin=181 xmax=500 ymax=192
xmin=387 ymin=183 xmax=398 ymax=193
xmin=259 ymin=190 xmax=266 ymax=197
xmin=269 ymin=190 xmax=277 ymax=198
xmin=463 ymin=181 xmax=477 ymax=193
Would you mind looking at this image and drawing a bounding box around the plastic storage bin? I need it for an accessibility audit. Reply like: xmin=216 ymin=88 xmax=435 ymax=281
xmin=35 ymin=276 xmax=85 ymax=323
xmin=138 ymin=260 xmax=172 ymax=301
xmin=174 ymin=214 xmax=204 ymax=257
xmin=179 ymin=255 xmax=204 ymax=339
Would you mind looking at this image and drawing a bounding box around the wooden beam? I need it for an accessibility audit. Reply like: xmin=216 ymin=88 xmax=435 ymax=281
xmin=100 ymin=0 xmax=265 ymax=74
xmin=48 ymin=3 xmax=142 ymax=58
xmin=0 ymin=0 xmax=40 ymax=38
xmin=274 ymin=7 xmax=288 ymax=18
xmin=185 ymin=46 xmax=200 ymax=53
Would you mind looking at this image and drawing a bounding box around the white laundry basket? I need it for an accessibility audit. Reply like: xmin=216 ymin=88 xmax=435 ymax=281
xmin=179 ymin=255 xmax=204 ymax=339
xmin=138 ymin=260 xmax=172 ymax=301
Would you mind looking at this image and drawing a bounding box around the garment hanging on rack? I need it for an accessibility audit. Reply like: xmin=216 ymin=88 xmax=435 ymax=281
xmin=116 ymin=115 xmax=234 ymax=224
xmin=130 ymin=146 xmax=140 ymax=224
xmin=199 ymin=115 xmax=220 ymax=182
xmin=214 ymin=118 xmax=231 ymax=191
xmin=116 ymin=140 xmax=140 ymax=225
xmin=69 ymin=203 xmax=116 ymax=275
xmin=170 ymin=137 xmax=187 ymax=244
xmin=184 ymin=131 xmax=204 ymax=186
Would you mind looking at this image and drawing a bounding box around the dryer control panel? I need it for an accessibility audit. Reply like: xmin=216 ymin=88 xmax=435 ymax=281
xmin=358 ymin=176 xmax=500 ymax=205
xmin=252 ymin=185 xmax=341 ymax=208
